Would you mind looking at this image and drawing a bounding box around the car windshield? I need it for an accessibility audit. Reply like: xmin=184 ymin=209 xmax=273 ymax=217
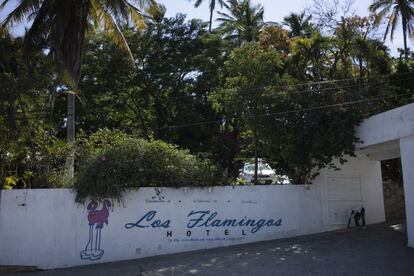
xmin=245 ymin=163 xmax=272 ymax=172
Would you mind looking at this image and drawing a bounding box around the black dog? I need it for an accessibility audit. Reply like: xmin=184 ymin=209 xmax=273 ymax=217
xmin=347 ymin=207 xmax=366 ymax=228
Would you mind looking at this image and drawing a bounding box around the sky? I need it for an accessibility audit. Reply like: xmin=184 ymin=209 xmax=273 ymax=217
xmin=0 ymin=0 xmax=411 ymax=56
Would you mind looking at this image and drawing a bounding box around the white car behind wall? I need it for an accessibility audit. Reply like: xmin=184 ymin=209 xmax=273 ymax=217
xmin=238 ymin=162 xmax=291 ymax=185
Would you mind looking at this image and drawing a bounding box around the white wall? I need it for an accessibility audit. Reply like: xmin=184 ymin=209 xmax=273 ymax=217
xmin=0 ymin=154 xmax=385 ymax=269
xmin=400 ymin=136 xmax=414 ymax=247
xmin=356 ymin=102 xmax=414 ymax=148
xmin=355 ymin=102 xmax=414 ymax=248
xmin=317 ymin=153 xmax=385 ymax=227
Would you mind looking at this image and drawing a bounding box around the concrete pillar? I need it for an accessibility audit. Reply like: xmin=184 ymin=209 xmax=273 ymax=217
xmin=400 ymin=136 xmax=414 ymax=247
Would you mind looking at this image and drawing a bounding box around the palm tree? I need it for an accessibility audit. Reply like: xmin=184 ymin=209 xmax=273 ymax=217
xmin=282 ymin=11 xmax=313 ymax=38
xmin=0 ymin=23 xmax=8 ymax=37
xmin=217 ymin=0 xmax=264 ymax=44
xmin=369 ymin=0 xmax=414 ymax=59
xmin=193 ymin=0 xmax=225 ymax=32
xmin=0 ymin=0 xmax=160 ymax=180
xmin=292 ymin=32 xmax=331 ymax=80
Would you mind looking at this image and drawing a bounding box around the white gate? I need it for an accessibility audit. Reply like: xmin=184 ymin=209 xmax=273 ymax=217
xmin=325 ymin=176 xmax=363 ymax=226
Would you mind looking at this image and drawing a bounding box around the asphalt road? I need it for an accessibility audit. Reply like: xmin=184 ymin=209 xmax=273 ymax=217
xmin=4 ymin=223 xmax=414 ymax=276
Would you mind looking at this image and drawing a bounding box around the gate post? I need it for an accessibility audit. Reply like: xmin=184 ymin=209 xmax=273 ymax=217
xmin=400 ymin=136 xmax=414 ymax=247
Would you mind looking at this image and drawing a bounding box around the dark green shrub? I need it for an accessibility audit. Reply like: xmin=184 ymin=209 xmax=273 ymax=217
xmin=74 ymin=130 xmax=226 ymax=201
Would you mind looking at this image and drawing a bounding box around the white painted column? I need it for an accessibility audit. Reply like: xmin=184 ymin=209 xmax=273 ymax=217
xmin=400 ymin=136 xmax=414 ymax=247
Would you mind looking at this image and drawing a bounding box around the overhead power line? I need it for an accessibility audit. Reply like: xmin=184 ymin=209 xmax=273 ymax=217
xmin=2 ymin=75 xmax=413 ymax=124
xmin=157 ymin=92 xmax=414 ymax=130
xmin=167 ymin=72 xmax=414 ymax=100
xmin=209 ymin=76 xmax=414 ymax=103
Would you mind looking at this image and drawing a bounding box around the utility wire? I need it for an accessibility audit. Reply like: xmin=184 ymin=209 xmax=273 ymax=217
xmin=2 ymin=74 xmax=414 ymax=117
xmin=2 ymin=76 xmax=413 ymax=122
xmin=211 ymin=76 xmax=414 ymax=102
xmin=156 ymin=92 xmax=414 ymax=130
xmin=167 ymin=72 xmax=414 ymax=100
xmin=165 ymin=76 xmax=414 ymax=104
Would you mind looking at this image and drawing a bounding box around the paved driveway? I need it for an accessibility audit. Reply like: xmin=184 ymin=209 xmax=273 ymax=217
xmin=4 ymin=223 xmax=414 ymax=276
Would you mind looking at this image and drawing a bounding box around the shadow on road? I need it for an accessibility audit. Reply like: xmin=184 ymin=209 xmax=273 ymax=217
xmin=5 ymin=223 xmax=414 ymax=276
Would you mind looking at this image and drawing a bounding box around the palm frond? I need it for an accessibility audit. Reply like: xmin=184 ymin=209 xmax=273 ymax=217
xmin=370 ymin=0 xmax=414 ymax=45
xmin=216 ymin=0 xmax=264 ymax=43
xmin=91 ymin=0 xmax=134 ymax=62
xmin=194 ymin=0 xmax=203 ymax=8
xmin=0 ymin=0 xmax=12 ymax=11
xmin=124 ymin=1 xmax=146 ymax=29
xmin=373 ymin=5 xmax=392 ymax=26
xmin=369 ymin=0 xmax=392 ymax=13
xmin=1 ymin=0 xmax=42 ymax=27
xmin=390 ymin=7 xmax=401 ymax=40
xmin=22 ymin=0 xmax=54 ymax=58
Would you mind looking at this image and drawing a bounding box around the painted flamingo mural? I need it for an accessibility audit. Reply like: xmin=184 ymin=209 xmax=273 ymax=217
xmin=80 ymin=200 xmax=112 ymax=261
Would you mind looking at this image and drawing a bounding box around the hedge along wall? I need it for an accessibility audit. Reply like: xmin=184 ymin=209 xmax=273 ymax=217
xmin=0 ymin=153 xmax=385 ymax=269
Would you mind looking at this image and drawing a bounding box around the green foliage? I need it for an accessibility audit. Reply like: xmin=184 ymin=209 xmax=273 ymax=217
xmin=283 ymin=11 xmax=315 ymax=38
xmin=192 ymin=0 xmax=226 ymax=32
xmin=0 ymin=34 xmax=68 ymax=188
xmin=217 ymin=0 xmax=265 ymax=44
xmin=2 ymin=176 xmax=17 ymax=190
xmin=257 ymin=87 xmax=363 ymax=184
xmin=74 ymin=129 xmax=227 ymax=201
xmin=369 ymin=0 xmax=414 ymax=59
xmin=1 ymin=9 xmax=414 ymax=191
xmin=209 ymin=42 xmax=285 ymax=176
xmin=76 ymin=129 xmax=133 ymax=165
xmin=210 ymin=41 xmax=365 ymax=183
xmin=77 ymin=14 xmax=227 ymax=155
xmin=210 ymin=43 xmax=283 ymax=115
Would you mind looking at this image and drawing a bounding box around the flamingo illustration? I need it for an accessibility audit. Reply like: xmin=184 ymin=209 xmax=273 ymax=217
xmin=80 ymin=200 xmax=111 ymax=261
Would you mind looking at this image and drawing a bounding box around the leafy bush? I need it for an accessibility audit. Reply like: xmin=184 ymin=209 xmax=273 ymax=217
xmin=74 ymin=129 xmax=227 ymax=201
xmin=76 ymin=129 xmax=133 ymax=171
xmin=1 ymin=133 xmax=70 ymax=189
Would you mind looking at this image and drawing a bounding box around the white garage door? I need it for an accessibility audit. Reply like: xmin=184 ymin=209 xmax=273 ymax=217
xmin=326 ymin=176 xmax=363 ymax=225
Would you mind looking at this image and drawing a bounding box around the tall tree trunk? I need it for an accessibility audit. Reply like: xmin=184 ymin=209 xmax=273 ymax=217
xmin=253 ymin=100 xmax=258 ymax=185
xmin=402 ymin=18 xmax=409 ymax=60
xmin=253 ymin=123 xmax=258 ymax=185
xmin=154 ymin=93 xmax=164 ymax=140
xmin=66 ymin=93 xmax=75 ymax=180
xmin=209 ymin=9 xmax=213 ymax=32
xmin=223 ymin=119 xmax=230 ymax=176
xmin=227 ymin=118 xmax=240 ymax=177
xmin=59 ymin=0 xmax=89 ymax=182
xmin=358 ymin=55 xmax=364 ymax=93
